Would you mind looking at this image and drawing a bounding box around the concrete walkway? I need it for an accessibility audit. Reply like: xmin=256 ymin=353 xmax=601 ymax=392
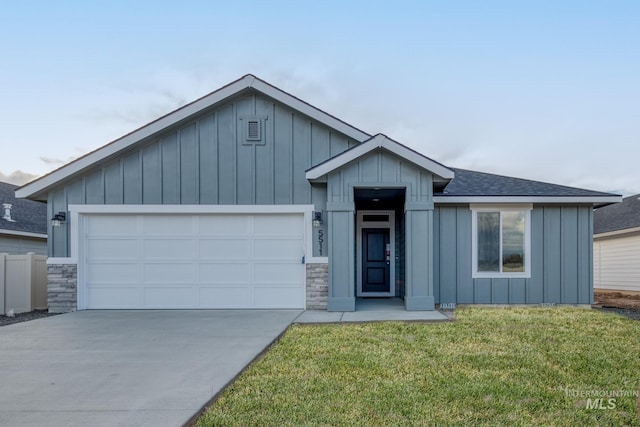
xmin=295 ymin=298 xmax=450 ymax=323
xmin=0 ymin=310 xmax=300 ymax=427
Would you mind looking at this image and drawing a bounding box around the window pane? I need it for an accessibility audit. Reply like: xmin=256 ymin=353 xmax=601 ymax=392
xmin=477 ymin=212 xmax=500 ymax=272
xmin=502 ymin=211 xmax=525 ymax=272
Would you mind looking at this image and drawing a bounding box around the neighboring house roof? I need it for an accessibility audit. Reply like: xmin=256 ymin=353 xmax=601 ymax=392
xmin=594 ymin=193 xmax=640 ymax=235
xmin=0 ymin=181 xmax=47 ymax=237
xmin=16 ymin=74 xmax=372 ymax=201
xmin=305 ymin=133 xmax=455 ymax=180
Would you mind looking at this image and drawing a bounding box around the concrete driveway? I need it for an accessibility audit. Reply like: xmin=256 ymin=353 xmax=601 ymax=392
xmin=0 ymin=310 xmax=300 ymax=427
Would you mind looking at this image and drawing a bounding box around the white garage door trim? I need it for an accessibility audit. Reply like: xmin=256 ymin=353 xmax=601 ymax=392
xmin=66 ymin=205 xmax=323 ymax=310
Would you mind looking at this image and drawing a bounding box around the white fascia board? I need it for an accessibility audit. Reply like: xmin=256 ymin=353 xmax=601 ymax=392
xmin=306 ymin=134 xmax=455 ymax=180
xmin=0 ymin=229 xmax=47 ymax=239
xmin=594 ymin=226 xmax=640 ymax=239
xmin=250 ymin=79 xmax=370 ymax=142
xmin=68 ymin=204 xmax=315 ymax=214
xmin=17 ymin=75 xmax=370 ymax=200
xmin=306 ymin=138 xmax=379 ymax=179
xmin=435 ymin=195 xmax=622 ymax=204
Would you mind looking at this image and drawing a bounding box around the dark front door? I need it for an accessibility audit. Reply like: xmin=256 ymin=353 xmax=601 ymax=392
xmin=362 ymin=228 xmax=390 ymax=293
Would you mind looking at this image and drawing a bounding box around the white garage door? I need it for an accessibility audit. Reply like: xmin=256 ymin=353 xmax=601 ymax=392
xmin=82 ymin=213 xmax=305 ymax=309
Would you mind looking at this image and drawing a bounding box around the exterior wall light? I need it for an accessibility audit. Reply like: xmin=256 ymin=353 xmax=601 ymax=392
xmin=312 ymin=211 xmax=323 ymax=227
xmin=51 ymin=212 xmax=66 ymax=227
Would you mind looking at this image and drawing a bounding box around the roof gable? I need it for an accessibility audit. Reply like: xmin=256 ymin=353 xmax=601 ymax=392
xmin=17 ymin=74 xmax=371 ymax=200
xmin=305 ymin=134 xmax=455 ymax=180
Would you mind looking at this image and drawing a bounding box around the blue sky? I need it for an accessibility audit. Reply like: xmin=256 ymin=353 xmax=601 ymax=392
xmin=1 ymin=1 xmax=638 ymax=194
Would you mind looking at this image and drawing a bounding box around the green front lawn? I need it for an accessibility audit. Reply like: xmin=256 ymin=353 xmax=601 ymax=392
xmin=196 ymin=308 xmax=640 ymax=426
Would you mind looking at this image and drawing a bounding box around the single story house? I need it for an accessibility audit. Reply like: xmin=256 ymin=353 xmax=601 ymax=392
xmin=593 ymin=193 xmax=640 ymax=292
xmin=16 ymin=74 xmax=620 ymax=313
xmin=0 ymin=181 xmax=47 ymax=255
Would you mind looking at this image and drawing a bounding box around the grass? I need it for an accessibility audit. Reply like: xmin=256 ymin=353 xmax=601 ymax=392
xmin=196 ymin=308 xmax=640 ymax=426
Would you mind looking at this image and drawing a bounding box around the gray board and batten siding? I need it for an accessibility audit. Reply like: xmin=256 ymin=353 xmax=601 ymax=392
xmin=48 ymin=92 xmax=357 ymax=257
xmin=434 ymin=204 xmax=593 ymax=305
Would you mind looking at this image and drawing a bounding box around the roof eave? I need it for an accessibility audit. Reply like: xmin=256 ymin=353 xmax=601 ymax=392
xmin=433 ymin=195 xmax=622 ymax=204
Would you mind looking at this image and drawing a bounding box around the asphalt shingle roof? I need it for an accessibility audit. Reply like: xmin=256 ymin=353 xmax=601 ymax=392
xmin=594 ymin=193 xmax=640 ymax=234
xmin=0 ymin=181 xmax=47 ymax=234
xmin=437 ymin=168 xmax=616 ymax=198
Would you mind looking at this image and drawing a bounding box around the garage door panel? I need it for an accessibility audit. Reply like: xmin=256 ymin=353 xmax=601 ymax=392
xmin=88 ymin=287 xmax=141 ymax=308
xmin=199 ymin=239 xmax=250 ymax=258
xmin=199 ymin=215 xmax=250 ymax=235
xmin=144 ymin=264 xmax=195 ymax=283
xmin=143 ymin=287 xmax=196 ymax=307
xmin=253 ymin=239 xmax=302 ymax=258
xmin=199 ymin=263 xmax=251 ymax=282
xmin=254 ymin=287 xmax=304 ymax=308
xmin=87 ymin=263 xmax=140 ymax=283
xmin=88 ymin=215 xmax=138 ymax=234
xmin=83 ymin=212 xmax=305 ymax=309
xmin=143 ymin=239 xmax=195 ymax=258
xmin=143 ymin=215 xmax=194 ymax=234
xmin=198 ymin=287 xmax=251 ymax=308
xmin=87 ymin=239 xmax=138 ymax=258
xmin=253 ymin=215 xmax=303 ymax=236
xmin=254 ymin=263 xmax=302 ymax=282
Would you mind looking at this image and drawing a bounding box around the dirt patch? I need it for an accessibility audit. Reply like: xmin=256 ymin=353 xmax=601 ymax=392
xmin=594 ymin=289 xmax=640 ymax=310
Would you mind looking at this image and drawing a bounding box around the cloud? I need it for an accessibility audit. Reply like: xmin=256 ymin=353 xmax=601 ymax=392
xmin=39 ymin=156 xmax=67 ymax=166
xmin=0 ymin=170 xmax=39 ymax=186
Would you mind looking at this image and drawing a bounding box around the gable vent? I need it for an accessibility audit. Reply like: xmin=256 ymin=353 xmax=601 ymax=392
xmin=240 ymin=115 xmax=268 ymax=145
xmin=247 ymin=120 xmax=260 ymax=141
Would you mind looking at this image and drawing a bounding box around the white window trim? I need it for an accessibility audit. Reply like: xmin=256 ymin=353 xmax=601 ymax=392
xmin=470 ymin=204 xmax=532 ymax=279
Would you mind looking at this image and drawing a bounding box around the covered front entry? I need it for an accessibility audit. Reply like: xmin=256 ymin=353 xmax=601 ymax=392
xmin=306 ymin=134 xmax=454 ymax=312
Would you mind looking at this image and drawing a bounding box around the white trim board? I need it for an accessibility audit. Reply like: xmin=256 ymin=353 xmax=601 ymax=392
xmin=594 ymin=226 xmax=640 ymax=239
xmin=436 ymin=196 xmax=621 ymax=204
xmin=306 ymin=134 xmax=454 ymax=180
xmin=17 ymin=74 xmax=371 ymax=200
xmin=0 ymin=229 xmax=47 ymax=239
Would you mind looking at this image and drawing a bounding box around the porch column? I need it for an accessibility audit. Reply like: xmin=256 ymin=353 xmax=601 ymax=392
xmin=405 ymin=203 xmax=435 ymax=310
xmin=326 ymin=204 xmax=356 ymax=311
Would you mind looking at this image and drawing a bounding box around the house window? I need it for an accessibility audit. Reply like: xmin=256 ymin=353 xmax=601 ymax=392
xmin=471 ymin=205 xmax=532 ymax=278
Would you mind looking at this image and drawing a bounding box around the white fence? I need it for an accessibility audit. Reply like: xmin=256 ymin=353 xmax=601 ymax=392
xmin=0 ymin=253 xmax=48 ymax=315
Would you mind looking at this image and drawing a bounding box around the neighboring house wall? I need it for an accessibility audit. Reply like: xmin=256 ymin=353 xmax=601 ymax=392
xmin=0 ymin=234 xmax=47 ymax=255
xmin=47 ymin=92 xmax=356 ymax=257
xmin=594 ymin=232 xmax=640 ymax=292
xmin=434 ymin=204 xmax=593 ymax=304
